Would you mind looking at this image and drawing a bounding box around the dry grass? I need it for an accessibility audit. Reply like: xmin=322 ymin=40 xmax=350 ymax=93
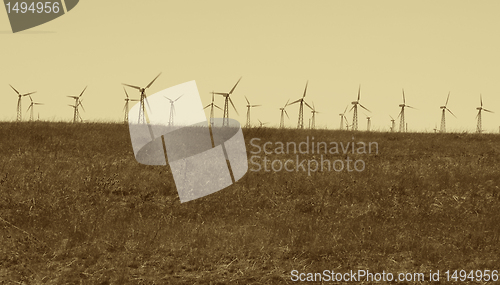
xmin=0 ymin=122 xmax=499 ymax=284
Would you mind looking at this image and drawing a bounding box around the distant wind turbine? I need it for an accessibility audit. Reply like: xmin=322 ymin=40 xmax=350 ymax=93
xmin=123 ymin=88 xmax=139 ymax=123
xmin=390 ymin=115 xmax=395 ymax=132
xmin=26 ymin=96 xmax=43 ymax=122
xmin=165 ymin=95 xmax=183 ymax=126
xmin=279 ymin=99 xmax=290 ymax=129
xmin=214 ymin=77 xmax=242 ymax=126
xmin=339 ymin=105 xmax=348 ymax=130
xmin=68 ymin=87 xmax=87 ymax=123
xmin=350 ymin=85 xmax=370 ymax=131
xmin=289 ymin=81 xmax=312 ymax=129
xmin=123 ymin=73 xmax=161 ymax=124
xmin=10 ymin=85 xmax=36 ymax=121
xmin=310 ymin=102 xmax=319 ymax=129
xmin=476 ymin=94 xmax=494 ymax=133
xmin=204 ymin=91 xmax=222 ymax=125
xmin=439 ymin=92 xmax=456 ymax=133
xmin=398 ymin=89 xmax=416 ymax=132
xmin=244 ymin=96 xmax=261 ymax=128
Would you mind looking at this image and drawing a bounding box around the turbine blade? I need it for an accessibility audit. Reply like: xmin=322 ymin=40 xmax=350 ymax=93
xmin=146 ymin=72 xmax=162 ymax=89
xmin=289 ymin=99 xmax=302 ymax=105
xmin=211 ymin=91 xmax=214 ymax=102
xmin=359 ymin=104 xmax=371 ymax=112
xmin=204 ymin=104 xmax=210 ymax=109
xmin=245 ymin=96 xmax=250 ymax=105
xmin=343 ymin=105 xmax=348 ymax=114
xmin=357 ymin=85 xmax=361 ymax=101
xmin=304 ymin=101 xmax=313 ymax=110
xmin=303 ymin=81 xmax=308 ymax=98
xmin=285 ymin=110 xmax=289 ymax=119
xmin=215 ymin=105 xmax=223 ymax=111
xmin=229 ymin=77 xmax=242 ymax=95
xmin=480 ymin=94 xmax=483 ymax=107
xmin=9 ymin=85 xmax=20 ymax=95
xmin=123 ymin=87 xmax=129 ymax=98
xmin=214 ymin=92 xmax=228 ymax=96
xmin=79 ymin=86 xmax=87 ymax=97
xmin=446 ymin=108 xmax=457 ymax=118
xmin=229 ymin=97 xmax=239 ymax=115
xmin=284 ymin=99 xmax=290 ymax=107
xmin=175 ymin=94 xmax=183 ymax=101
xmin=402 ymin=89 xmax=405 ymax=104
xmin=123 ymin=84 xmax=142 ymax=90
xmin=483 ymin=109 xmax=494 ymax=113
xmin=23 ymin=91 xmax=36 ymax=97
xmin=445 ymin=91 xmax=450 ymax=106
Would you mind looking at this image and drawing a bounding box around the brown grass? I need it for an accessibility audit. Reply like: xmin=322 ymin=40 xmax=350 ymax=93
xmin=0 ymin=122 xmax=499 ymax=284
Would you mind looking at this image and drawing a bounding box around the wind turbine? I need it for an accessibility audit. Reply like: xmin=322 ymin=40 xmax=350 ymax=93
xmin=244 ymin=96 xmax=261 ymax=128
xmin=350 ymin=85 xmax=370 ymax=131
xmin=439 ymin=92 xmax=456 ymax=133
xmin=123 ymin=88 xmax=139 ymax=123
xmin=258 ymin=119 xmax=268 ymax=128
xmin=476 ymin=94 xmax=494 ymax=133
xmin=389 ymin=115 xmax=396 ymax=132
xmin=204 ymin=91 xmax=223 ymax=125
xmin=289 ymin=81 xmax=312 ymax=129
xmin=122 ymin=73 xmax=161 ymax=124
xmin=68 ymin=87 xmax=87 ymax=123
xmin=10 ymin=85 xmax=36 ymax=121
xmin=339 ymin=105 xmax=348 ymax=130
xmin=365 ymin=114 xmax=371 ymax=131
xmin=310 ymin=102 xmax=319 ymax=129
xmin=214 ymin=77 xmax=242 ymax=126
xmin=433 ymin=124 xmax=438 ymax=133
xmin=26 ymin=96 xmax=43 ymax=121
xmin=279 ymin=99 xmax=290 ymax=129
xmin=165 ymin=95 xmax=183 ymax=126
xmin=398 ymin=89 xmax=416 ymax=132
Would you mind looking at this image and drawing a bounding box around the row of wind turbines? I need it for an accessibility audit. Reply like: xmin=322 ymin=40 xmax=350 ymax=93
xmin=9 ymin=74 xmax=497 ymax=133
xmin=199 ymin=77 xmax=495 ymax=133
xmin=10 ymin=84 xmax=87 ymax=123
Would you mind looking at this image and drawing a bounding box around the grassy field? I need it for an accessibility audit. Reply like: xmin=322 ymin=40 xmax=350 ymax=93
xmin=0 ymin=122 xmax=499 ymax=284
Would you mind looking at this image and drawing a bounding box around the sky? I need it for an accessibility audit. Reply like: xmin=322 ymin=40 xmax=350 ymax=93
xmin=1 ymin=0 xmax=500 ymax=133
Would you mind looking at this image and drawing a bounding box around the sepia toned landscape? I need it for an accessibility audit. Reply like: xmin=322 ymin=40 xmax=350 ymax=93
xmin=1 ymin=121 xmax=499 ymax=284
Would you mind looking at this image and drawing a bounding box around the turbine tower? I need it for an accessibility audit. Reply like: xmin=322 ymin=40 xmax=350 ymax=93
xmin=350 ymin=85 xmax=370 ymax=131
xmin=289 ymin=81 xmax=312 ymax=129
xmin=165 ymin=95 xmax=183 ymax=126
xmin=204 ymin=91 xmax=222 ymax=125
xmin=26 ymin=96 xmax=43 ymax=121
xmin=123 ymin=88 xmax=139 ymax=123
xmin=398 ymin=89 xmax=416 ymax=132
xmin=310 ymin=102 xmax=319 ymax=129
xmin=366 ymin=115 xmax=371 ymax=131
xmin=390 ymin=115 xmax=396 ymax=132
xmin=439 ymin=92 xmax=456 ymax=133
xmin=339 ymin=105 xmax=348 ymax=130
xmin=279 ymin=99 xmax=290 ymax=129
xmin=10 ymin=85 xmax=36 ymax=121
xmin=476 ymin=94 xmax=494 ymax=133
xmin=214 ymin=77 xmax=242 ymax=126
xmin=244 ymin=96 xmax=261 ymax=128
xmin=123 ymin=73 xmax=161 ymax=124
xmin=68 ymin=87 xmax=87 ymax=123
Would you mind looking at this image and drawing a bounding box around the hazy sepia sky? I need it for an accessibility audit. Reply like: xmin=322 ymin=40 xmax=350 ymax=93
xmin=1 ymin=1 xmax=499 ymax=132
